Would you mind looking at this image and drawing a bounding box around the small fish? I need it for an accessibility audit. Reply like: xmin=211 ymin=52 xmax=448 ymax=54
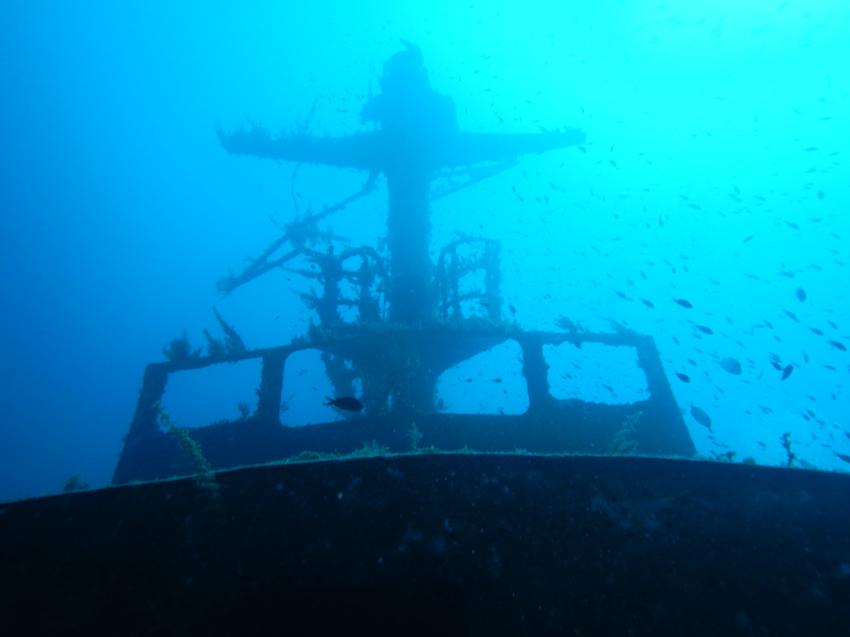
xmin=781 ymin=364 xmax=794 ymax=381
xmin=836 ymin=453 xmax=850 ymax=465
xmin=641 ymin=298 xmax=655 ymax=308
xmin=675 ymin=372 xmax=691 ymax=383
xmin=784 ymin=309 xmax=800 ymax=322
xmin=690 ymin=406 xmax=712 ymax=429
xmin=695 ymin=324 xmax=714 ymax=335
xmin=324 ymin=396 xmax=364 ymax=413
xmin=829 ymin=340 xmax=847 ymax=352
xmin=719 ymin=357 xmax=742 ymax=375
xmin=796 ymin=287 xmax=807 ymax=302
xmin=674 ymin=298 xmax=693 ymax=309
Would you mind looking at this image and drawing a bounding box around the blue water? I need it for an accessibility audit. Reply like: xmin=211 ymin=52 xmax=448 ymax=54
xmin=1 ymin=1 xmax=848 ymax=502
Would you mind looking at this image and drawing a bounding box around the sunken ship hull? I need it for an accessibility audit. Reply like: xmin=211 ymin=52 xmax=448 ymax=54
xmin=3 ymin=453 xmax=850 ymax=635
xmin=7 ymin=44 xmax=845 ymax=636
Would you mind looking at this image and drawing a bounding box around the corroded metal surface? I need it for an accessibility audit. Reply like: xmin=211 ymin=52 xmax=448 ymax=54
xmin=7 ymin=454 xmax=850 ymax=635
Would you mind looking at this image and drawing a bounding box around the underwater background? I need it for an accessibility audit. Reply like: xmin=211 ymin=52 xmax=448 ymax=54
xmin=1 ymin=0 xmax=848 ymax=503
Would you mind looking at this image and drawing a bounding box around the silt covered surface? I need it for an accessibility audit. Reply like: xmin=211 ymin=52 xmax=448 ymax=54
xmin=2 ymin=453 xmax=849 ymax=635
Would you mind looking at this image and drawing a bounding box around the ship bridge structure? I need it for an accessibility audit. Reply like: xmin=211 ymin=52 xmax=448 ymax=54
xmin=113 ymin=44 xmax=694 ymax=485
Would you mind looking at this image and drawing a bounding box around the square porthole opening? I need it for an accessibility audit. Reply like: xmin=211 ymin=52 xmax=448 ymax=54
xmin=436 ymin=339 xmax=528 ymax=415
xmin=160 ymin=359 xmax=262 ymax=428
xmin=544 ymin=342 xmax=649 ymax=405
